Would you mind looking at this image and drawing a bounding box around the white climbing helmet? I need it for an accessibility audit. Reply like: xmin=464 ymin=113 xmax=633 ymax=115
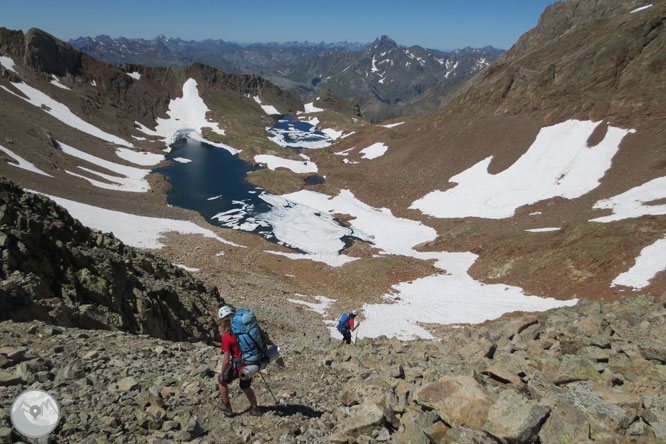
xmin=351 ymin=310 xmax=358 ymax=317
xmin=218 ymin=306 xmax=234 ymax=319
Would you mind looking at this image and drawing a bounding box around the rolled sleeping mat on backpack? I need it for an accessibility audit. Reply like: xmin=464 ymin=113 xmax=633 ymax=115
xmin=239 ymin=345 xmax=280 ymax=381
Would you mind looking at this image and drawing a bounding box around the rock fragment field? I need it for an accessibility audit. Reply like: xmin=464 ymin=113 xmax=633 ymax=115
xmin=2 ymin=295 xmax=665 ymax=443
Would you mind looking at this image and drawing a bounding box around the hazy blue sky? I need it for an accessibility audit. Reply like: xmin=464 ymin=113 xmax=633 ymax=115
xmin=3 ymin=0 xmax=558 ymax=50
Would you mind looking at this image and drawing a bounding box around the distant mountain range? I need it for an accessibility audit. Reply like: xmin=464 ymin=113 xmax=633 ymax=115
xmin=68 ymin=34 xmax=370 ymax=74
xmin=69 ymin=34 xmax=503 ymax=121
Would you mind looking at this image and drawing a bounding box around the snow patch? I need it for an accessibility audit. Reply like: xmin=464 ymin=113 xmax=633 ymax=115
xmin=254 ymin=154 xmax=317 ymax=173
xmin=631 ymin=4 xmax=653 ymax=13
xmin=134 ymin=121 xmax=160 ymax=138
xmin=57 ymin=141 xmax=151 ymax=192
xmin=0 ymin=55 xmax=18 ymax=73
xmin=115 ymin=148 xmax=164 ymax=166
xmin=253 ymin=95 xmax=280 ymax=115
xmin=411 ymin=120 xmax=635 ymax=219
xmin=154 ymin=79 xmax=227 ymax=145
xmin=127 ymin=72 xmax=141 ymax=80
xmin=321 ymin=128 xmax=343 ymax=140
xmin=612 ymin=235 xmax=666 ymax=289
xmin=0 ymin=81 xmax=133 ymax=147
xmin=38 ymin=193 xmax=242 ymax=250
xmin=266 ymin=250 xmax=359 ymax=267
xmin=380 ymin=122 xmax=404 ymax=129
xmin=50 ymin=75 xmax=70 ymax=90
xmin=591 ymin=175 xmax=666 ymax=222
xmin=360 ymin=142 xmax=388 ymax=160
xmin=288 ymin=294 xmax=335 ymax=316
xmin=302 ymin=102 xmax=324 ymax=113
xmin=0 ymin=145 xmax=52 ymax=177
xmin=278 ymin=189 xmax=577 ymax=340
xmin=334 ymin=147 xmax=355 ymax=156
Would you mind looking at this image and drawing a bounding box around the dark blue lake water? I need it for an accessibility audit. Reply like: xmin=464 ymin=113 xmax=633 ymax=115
xmin=154 ymin=126 xmax=364 ymax=257
xmin=155 ymin=135 xmax=274 ymax=236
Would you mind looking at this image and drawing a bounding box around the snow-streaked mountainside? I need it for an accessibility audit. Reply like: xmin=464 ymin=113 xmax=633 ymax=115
xmin=1 ymin=0 xmax=666 ymax=344
xmin=69 ymin=34 xmax=503 ymax=122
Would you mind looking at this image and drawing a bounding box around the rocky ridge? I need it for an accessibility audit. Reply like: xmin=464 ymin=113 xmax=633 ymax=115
xmin=0 ymin=178 xmax=222 ymax=343
xmin=448 ymin=0 xmax=666 ymax=123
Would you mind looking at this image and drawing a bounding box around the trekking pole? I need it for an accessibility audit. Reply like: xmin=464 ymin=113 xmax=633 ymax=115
xmin=258 ymin=371 xmax=278 ymax=404
xmin=354 ymin=324 xmax=359 ymax=344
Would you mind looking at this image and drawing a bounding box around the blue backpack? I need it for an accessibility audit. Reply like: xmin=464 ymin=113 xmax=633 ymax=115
xmin=336 ymin=313 xmax=351 ymax=334
xmin=231 ymin=309 xmax=267 ymax=365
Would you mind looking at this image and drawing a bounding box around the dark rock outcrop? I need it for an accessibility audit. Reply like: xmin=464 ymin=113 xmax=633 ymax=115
xmin=24 ymin=28 xmax=82 ymax=77
xmin=0 ymin=28 xmax=25 ymax=59
xmin=0 ymin=178 xmax=222 ymax=343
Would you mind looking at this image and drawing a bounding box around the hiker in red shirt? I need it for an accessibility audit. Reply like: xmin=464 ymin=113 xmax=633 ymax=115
xmin=338 ymin=310 xmax=360 ymax=346
xmin=217 ymin=306 xmax=261 ymax=417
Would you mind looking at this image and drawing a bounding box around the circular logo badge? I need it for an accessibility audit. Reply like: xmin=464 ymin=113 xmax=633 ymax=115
xmin=11 ymin=389 xmax=61 ymax=438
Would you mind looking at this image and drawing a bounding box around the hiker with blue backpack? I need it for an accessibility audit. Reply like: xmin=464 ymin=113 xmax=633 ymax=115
xmin=337 ymin=310 xmax=360 ymax=346
xmin=217 ymin=306 xmax=265 ymax=417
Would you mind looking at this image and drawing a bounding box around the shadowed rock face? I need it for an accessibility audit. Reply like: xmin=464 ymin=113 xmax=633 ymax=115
xmin=0 ymin=178 xmax=223 ymax=343
xmin=25 ymin=28 xmax=83 ymax=77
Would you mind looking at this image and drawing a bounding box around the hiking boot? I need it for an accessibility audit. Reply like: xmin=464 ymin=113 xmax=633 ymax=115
xmin=221 ymin=402 xmax=233 ymax=417
xmin=249 ymin=406 xmax=262 ymax=417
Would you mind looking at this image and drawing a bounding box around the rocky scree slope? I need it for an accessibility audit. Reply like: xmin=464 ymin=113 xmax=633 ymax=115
xmin=0 ymin=178 xmax=223 ymax=343
xmin=0 ymin=293 xmax=664 ymax=443
xmin=325 ymin=295 xmax=666 ymax=443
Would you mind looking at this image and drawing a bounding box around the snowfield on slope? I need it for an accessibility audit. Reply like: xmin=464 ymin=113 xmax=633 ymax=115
xmin=39 ymin=193 xmax=241 ymax=250
xmin=253 ymin=95 xmax=280 ymax=115
xmin=592 ymin=174 xmax=666 ymax=290
xmin=0 ymin=81 xmax=133 ymax=147
xmin=277 ymin=189 xmax=577 ymax=340
xmin=58 ymin=141 xmax=152 ymax=192
xmin=410 ymin=120 xmax=635 ymax=219
xmin=360 ymin=142 xmax=388 ymax=160
xmin=0 ymin=145 xmax=52 ymax=177
xmin=149 ymin=79 xmax=232 ymax=152
xmin=611 ymin=235 xmax=666 ymax=290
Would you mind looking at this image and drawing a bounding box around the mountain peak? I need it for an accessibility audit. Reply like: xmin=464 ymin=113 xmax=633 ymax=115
xmin=374 ymin=35 xmax=398 ymax=50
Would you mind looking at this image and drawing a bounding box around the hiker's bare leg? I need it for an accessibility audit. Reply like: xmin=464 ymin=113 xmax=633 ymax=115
xmin=218 ymin=378 xmax=230 ymax=404
xmin=242 ymin=387 xmax=258 ymax=408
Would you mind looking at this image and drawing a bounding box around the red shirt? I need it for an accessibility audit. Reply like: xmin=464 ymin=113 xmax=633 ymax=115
xmin=221 ymin=332 xmax=242 ymax=360
xmin=349 ymin=319 xmax=355 ymax=330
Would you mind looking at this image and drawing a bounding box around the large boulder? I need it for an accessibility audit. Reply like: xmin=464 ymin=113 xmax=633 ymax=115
xmin=482 ymin=390 xmax=550 ymax=444
xmin=331 ymin=402 xmax=385 ymax=441
xmin=538 ymin=394 xmax=592 ymax=444
xmin=416 ymin=375 xmax=494 ymax=429
xmin=642 ymin=393 xmax=666 ymax=439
